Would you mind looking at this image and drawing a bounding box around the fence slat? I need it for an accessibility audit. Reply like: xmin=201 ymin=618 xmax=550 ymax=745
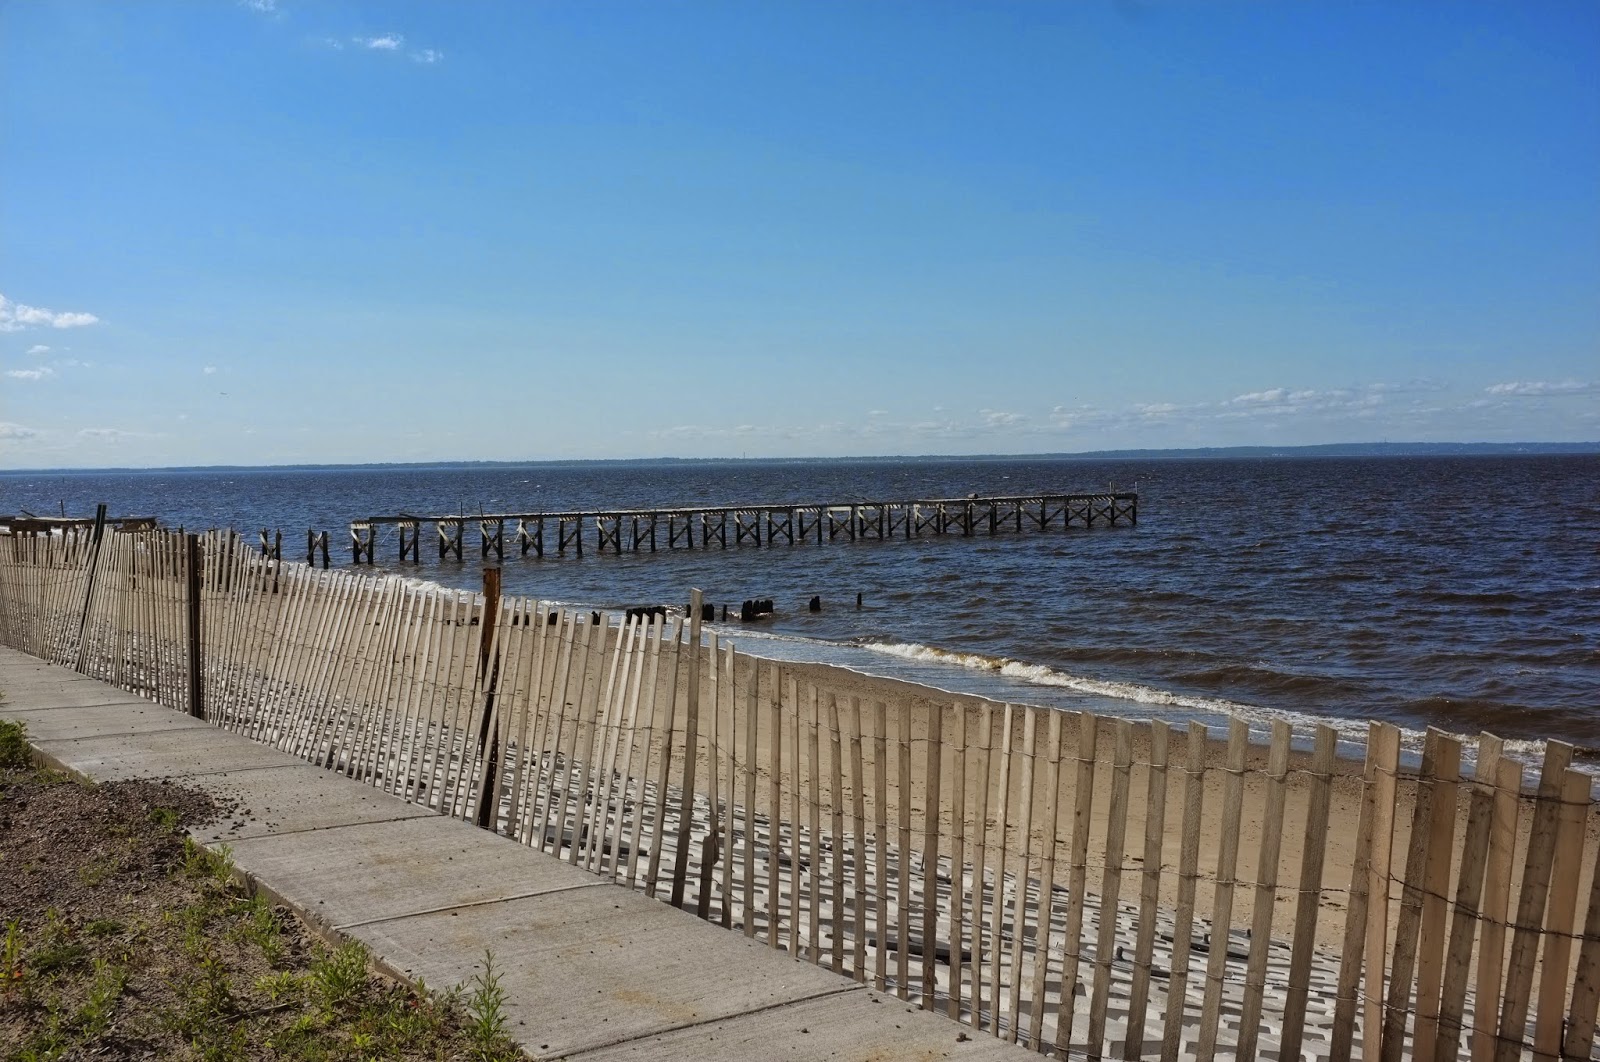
xmin=1345 ymin=722 xmax=1401 ymax=1062
xmin=1161 ymin=721 xmax=1208 ymax=1062
xmin=670 ymin=593 xmax=703 ymax=908
xmin=790 ymin=672 xmax=805 ymax=958
xmin=1196 ymin=718 xmax=1250 ymax=1062
xmin=828 ymin=692 xmax=847 ymax=972
xmin=1027 ymin=708 xmax=1065 ymax=1052
xmin=968 ymin=702 xmax=995 ymax=1028
xmin=1564 ymin=802 xmax=1600 ymax=1060
xmin=1054 ymin=710 xmax=1100 ymax=1057
xmin=984 ymin=703 xmax=1015 ymax=1030
xmin=642 ymin=619 xmax=684 ymax=897
xmin=1532 ymin=769 xmax=1591 ymax=1058
xmin=1088 ymin=718 xmax=1133 ymax=1054
xmin=1238 ymin=719 xmax=1292 ymax=1061
xmin=740 ymin=655 xmax=760 ymax=938
xmin=848 ymin=694 xmax=868 ymax=978
xmin=1414 ymin=732 xmax=1464 ymax=1062
xmin=1498 ymin=741 xmax=1576 ymax=1062
xmin=947 ymin=703 xmax=969 ymax=1021
xmin=577 ymin=613 xmax=628 ymax=867
xmin=872 ymin=697 xmax=889 ymax=992
xmin=920 ymin=700 xmax=943 ymax=1009
xmin=1439 ymin=785 xmax=1496 ymax=1062
xmin=1382 ymin=729 xmax=1456 ymax=1062
xmin=622 ymin=617 xmax=667 ymax=887
xmin=895 ymin=690 xmax=914 ymax=998
xmin=1471 ymin=737 xmax=1522 ymax=1062
xmin=806 ymin=683 xmax=823 ymax=962
xmin=1281 ymin=724 xmax=1337 ymax=1060
xmin=767 ymin=664 xmax=785 ymax=951
xmin=1003 ymin=706 xmax=1036 ymax=1038
xmin=718 ymin=641 xmax=738 ymax=926
xmin=1123 ymin=721 xmax=1169 ymax=1060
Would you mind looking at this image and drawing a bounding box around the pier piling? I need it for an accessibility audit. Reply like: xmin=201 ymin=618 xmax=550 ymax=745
xmin=350 ymin=490 xmax=1135 ymax=566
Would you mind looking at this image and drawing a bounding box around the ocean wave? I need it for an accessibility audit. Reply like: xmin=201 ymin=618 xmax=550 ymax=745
xmin=860 ymin=639 xmax=1276 ymax=716
xmin=851 ymin=639 xmax=1591 ymax=779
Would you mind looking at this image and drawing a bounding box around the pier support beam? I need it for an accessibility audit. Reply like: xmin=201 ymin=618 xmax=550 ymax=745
xmin=306 ymin=529 xmax=330 ymax=569
xmin=437 ymin=520 xmax=463 ymax=561
xmin=397 ymin=521 xmax=419 ymax=563
xmin=350 ymin=522 xmax=377 ymax=565
xmin=480 ymin=518 xmax=505 ymax=560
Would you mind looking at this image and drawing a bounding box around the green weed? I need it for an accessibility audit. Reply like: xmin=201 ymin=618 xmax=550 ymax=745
xmin=311 ymin=940 xmax=369 ymax=1011
xmin=3 ymin=919 xmax=24 ymax=990
xmin=0 ymin=718 xmax=28 ymax=768
xmin=465 ymin=950 xmax=513 ymax=1062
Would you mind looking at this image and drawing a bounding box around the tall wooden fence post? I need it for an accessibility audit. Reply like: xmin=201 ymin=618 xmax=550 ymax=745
xmin=670 ymin=587 xmax=704 ymax=908
xmin=185 ymin=532 xmax=204 ymax=719
xmin=71 ymin=503 xmax=108 ymax=670
xmin=473 ymin=564 xmax=503 ymax=830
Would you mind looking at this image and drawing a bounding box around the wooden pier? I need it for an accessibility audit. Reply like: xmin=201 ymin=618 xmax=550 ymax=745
xmin=347 ymin=491 xmax=1137 ymax=563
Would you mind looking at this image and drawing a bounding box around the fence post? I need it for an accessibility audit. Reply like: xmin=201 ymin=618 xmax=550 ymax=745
xmin=473 ymin=564 xmax=503 ymax=830
xmin=186 ymin=532 xmax=205 ymax=719
xmin=669 ymin=587 xmax=704 ymax=908
xmin=71 ymin=503 xmax=108 ymax=670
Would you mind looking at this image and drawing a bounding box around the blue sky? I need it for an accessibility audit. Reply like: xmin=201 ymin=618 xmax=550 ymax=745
xmin=2 ymin=1 xmax=1596 ymax=467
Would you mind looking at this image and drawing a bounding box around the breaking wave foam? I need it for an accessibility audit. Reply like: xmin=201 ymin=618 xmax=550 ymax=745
xmin=856 ymin=640 xmax=1573 ymax=774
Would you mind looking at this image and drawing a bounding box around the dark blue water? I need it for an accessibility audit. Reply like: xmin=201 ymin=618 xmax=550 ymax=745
xmin=4 ymin=455 xmax=1597 ymax=757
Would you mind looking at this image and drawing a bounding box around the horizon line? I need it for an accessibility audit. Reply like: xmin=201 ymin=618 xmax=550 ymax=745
xmin=3 ymin=439 xmax=1597 ymax=476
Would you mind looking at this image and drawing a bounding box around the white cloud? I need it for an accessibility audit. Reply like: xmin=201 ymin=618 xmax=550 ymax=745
xmin=4 ymin=366 xmax=54 ymax=381
xmin=1229 ymin=387 xmax=1308 ymax=406
xmin=979 ymin=409 xmax=1026 ymax=428
xmin=411 ymin=48 xmax=442 ymax=64
xmin=203 ymin=365 xmax=218 ymax=375
xmin=357 ymin=34 xmax=403 ymax=50
xmin=1484 ymin=380 xmax=1590 ymax=397
xmin=25 ymin=344 xmax=49 ymax=356
xmin=240 ymin=0 xmax=278 ymax=12
xmin=1215 ymin=386 xmax=1391 ymax=419
xmin=0 ymin=294 xmax=100 ymax=332
xmin=0 ymin=421 xmax=37 ymax=440
xmin=78 ymin=428 xmax=151 ymax=441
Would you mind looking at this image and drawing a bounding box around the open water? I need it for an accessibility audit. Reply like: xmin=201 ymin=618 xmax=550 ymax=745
xmin=3 ymin=455 xmax=1597 ymax=761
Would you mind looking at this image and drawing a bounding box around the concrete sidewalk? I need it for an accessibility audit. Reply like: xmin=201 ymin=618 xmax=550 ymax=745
xmin=0 ymin=647 xmax=1031 ymax=1061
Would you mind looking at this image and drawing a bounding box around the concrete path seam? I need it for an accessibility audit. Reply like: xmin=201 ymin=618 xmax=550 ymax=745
xmin=27 ymin=723 xmax=212 ymax=741
xmin=211 ymin=810 xmax=433 ymax=842
xmin=558 ymin=985 xmax=866 ymax=1059
xmin=333 ymin=881 xmax=613 ymax=931
xmin=9 ymin=698 xmax=163 ymax=712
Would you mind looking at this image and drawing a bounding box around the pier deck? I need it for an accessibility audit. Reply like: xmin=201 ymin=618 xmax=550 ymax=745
xmin=346 ymin=491 xmax=1136 ymax=563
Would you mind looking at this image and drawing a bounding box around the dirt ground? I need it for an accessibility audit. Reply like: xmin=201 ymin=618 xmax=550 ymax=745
xmin=0 ymin=746 xmax=523 ymax=1061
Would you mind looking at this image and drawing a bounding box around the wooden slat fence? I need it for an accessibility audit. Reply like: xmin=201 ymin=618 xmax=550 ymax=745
xmin=2 ymin=527 xmax=1597 ymax=1059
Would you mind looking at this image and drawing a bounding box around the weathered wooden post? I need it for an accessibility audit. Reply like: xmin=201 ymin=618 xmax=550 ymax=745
xmin=670 ymin=587 xmax=704 ymax=908
xmin=72 ymin=503 xmax=108 ymax=672
xmin=185 ymin=532 xmax=205 ymax=719
xmin=473 ymin=565 xmax=503 ymax=830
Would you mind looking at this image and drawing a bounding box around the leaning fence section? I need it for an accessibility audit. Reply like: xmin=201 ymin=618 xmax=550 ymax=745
xmin=1 ymin=526 xmax=1597 ymax=1060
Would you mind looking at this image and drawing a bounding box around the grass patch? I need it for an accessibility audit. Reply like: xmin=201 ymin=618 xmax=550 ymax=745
xmin=0 ymin=762 xmax=528 ymax=1061
xmin=0 ymin=718 xmax=28 ymax=769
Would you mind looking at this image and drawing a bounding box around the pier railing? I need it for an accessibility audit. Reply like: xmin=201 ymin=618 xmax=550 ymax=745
xmin=2 ymin=525 xmax=1596 ymax=1060
xmin=345 ymin=491 xmax=1138 ymax=563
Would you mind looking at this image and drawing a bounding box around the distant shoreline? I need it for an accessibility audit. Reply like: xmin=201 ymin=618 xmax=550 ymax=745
xmin=4 ymin=440 xmax=1597 ymax=476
